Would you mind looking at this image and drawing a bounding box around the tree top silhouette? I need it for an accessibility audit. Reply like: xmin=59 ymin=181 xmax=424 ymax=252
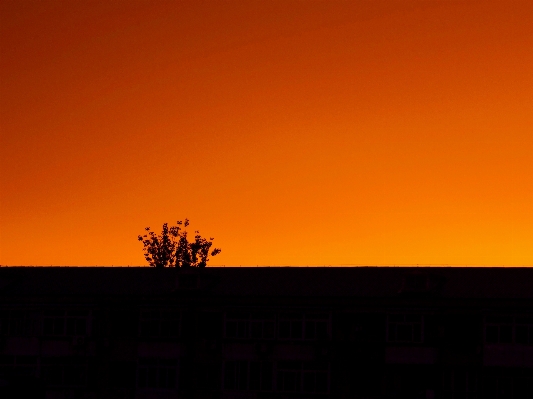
xmin=138 ymin=219 xmax=221 ymax=268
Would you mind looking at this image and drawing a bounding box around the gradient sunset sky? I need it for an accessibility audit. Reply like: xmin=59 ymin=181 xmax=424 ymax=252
xmin=1 ymin=0 xmax=532 ymax=266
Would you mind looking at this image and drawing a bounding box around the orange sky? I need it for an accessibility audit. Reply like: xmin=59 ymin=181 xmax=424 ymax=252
xmin=1 ymin=0 xmax=532 ymax=266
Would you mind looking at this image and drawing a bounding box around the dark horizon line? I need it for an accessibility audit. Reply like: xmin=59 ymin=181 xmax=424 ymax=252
xmin=1 ymin=264 xmax=532 ymax=268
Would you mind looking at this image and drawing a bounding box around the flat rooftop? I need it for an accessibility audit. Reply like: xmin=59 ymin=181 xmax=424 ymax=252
xmin=0 ymin=266 xmax=532 ymax=299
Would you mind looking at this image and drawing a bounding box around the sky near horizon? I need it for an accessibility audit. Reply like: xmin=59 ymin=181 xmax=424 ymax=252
xmin=1 ymin=0 xmax=532 ymax=266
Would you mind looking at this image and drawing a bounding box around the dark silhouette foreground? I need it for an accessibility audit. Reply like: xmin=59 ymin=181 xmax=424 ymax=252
xmin=0 ymin=266 xmax=532 ymax=398
xmin=138 ymin=219 xmax=221 ymax=268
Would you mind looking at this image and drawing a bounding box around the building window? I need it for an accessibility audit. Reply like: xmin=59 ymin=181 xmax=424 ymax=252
xmin=515 ymin=317 xmax=533 ymax=345
xmin=277 ymin=361 xmax=329 ymax=393
xmin=279 ymin=313 xmax=330 ymax=340
xmin=224 ymin=311 xmax=329 ymax=340
xmin=0 ymin=355 xmax=38 ymax=377
xmin=137 ymin=358 xmax=177 ymax=390
xmin=41 ymin=357 xmax=87 ymax=387
xmin=225 ymin=312 xmax=275 ymax=339
xmin=43 ymin=310 xmax=88 ymax=337
xmin=250 ymin=312 xmax=275 ymax=339
xmin=224 ymin=361 xmax=248 ymax=390
xmin=225 ymin=312 xmax=249 ymax=339
xmin=442 ymin=369 xmax=478 ymax=399
xmin=0 ymin=310 xmax=7 ymax=335
xmin=483 ymin=374 xmax=533 ymax=399
xmin=387 ymin=314 xmax=423 ymax=343
xmin=224 ymin=361 xmax=273 ymax=391
xmin=0 ymin=309 xmax=37 ymax=337
xmin=304 ymin=314 xmax=329 ymax=340
xmin=139 ymin=309 xmax=180 ymax=338
xmin=277 ymin=361 xmax=301 ymax=392
xmin=485 ymin=316 xmax=533 ymax=345
xmin=250 ymin=361 xmax=273 ymax=391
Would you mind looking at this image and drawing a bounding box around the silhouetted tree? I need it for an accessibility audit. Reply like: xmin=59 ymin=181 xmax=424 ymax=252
xmin=138 ymin=219 xmax=221 ymax=268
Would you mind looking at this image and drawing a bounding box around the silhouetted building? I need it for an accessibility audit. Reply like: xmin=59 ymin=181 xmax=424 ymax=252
xmin=0 ymin=266 xmax=532 ymax=399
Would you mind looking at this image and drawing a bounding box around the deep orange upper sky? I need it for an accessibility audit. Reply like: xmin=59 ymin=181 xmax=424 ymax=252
xmin=1 ymin=0 xmax=532 ymax=266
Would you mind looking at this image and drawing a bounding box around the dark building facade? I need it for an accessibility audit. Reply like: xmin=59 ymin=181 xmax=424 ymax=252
xmin=0 ymin=266 xmax=532 ymax=399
